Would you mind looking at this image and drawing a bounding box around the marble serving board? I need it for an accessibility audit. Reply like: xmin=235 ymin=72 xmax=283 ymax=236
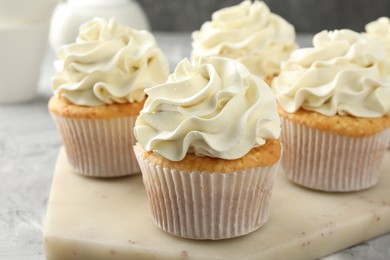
xmin=43 ymin=148 xmax=390 ymax=260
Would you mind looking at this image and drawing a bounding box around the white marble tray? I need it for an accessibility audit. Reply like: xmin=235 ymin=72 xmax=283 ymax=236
xmin=43 ymin=148 xmax=390 ymax=260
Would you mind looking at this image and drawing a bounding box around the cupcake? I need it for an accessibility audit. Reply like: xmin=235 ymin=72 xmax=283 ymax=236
xmin=365 ymin=17 xmax=390 ymax=150
xmin=133 ymin=56 xmax=281 ymax=240
xmin=273 ymin=29 xmax=390 ymax=192
xmin=191 ymin=0 xmax=297 ymax=85
xmin=48 ymin=18 xmax=169 ymax=177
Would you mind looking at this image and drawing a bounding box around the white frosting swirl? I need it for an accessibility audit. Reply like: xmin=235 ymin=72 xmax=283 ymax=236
xmin=134 ymin=57 xmax=281 ymax=161
xmin=365 ymin=17 xmax=390 ymax=57
xmin=273 ymin=29 xmax=390 ymax=117
xmin=53 ymin=18 xmax=169 ymax=106
xmin=191 ymin=0 xmax=297 ymax=79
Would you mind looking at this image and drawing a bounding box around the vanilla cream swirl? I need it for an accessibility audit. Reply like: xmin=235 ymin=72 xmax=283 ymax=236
xmin=134 ymin=57 xmax=281 ymax=161
xmin=273 ymin=30 xmax=390 ymax=117
xmin=53 ymin=18 xmax=169 ymax=106
xmin=191 ymin=0 xmax=297 ymax=80
xmin=365 ymin=17 xmax=390 ymax=57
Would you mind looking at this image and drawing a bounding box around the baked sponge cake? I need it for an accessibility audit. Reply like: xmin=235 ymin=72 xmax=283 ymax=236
xmin=191 ymin=0 xmax=297 ymax=85
xmin=48 ymin=17 xmax=169 ymax=177
xmin=133 ymin=56 xmax=281 ymax=240
xmin=273 ymin=29 xmax=390 ymax=192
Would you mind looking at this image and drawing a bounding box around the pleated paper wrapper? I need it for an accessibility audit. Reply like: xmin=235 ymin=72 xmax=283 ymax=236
xmin=51 ymin=113 xmax=139 ymax=177
xmin=281 ymin=118 xmax=390 ymax=192
xmin=134 ymin=145 xmax=280 ymax=240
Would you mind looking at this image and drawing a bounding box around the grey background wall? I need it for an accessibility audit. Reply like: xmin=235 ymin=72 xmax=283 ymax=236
xmin=137 ymin=0 xmax=390 ymax=33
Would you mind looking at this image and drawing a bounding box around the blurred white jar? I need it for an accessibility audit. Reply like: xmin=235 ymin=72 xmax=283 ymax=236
xmin=0 ymin=0 xmax=59 ymax=23
xmin=49 ymin=0 xmax=150 ymax=52
xmin=0 ymin=21 xmax=50 ymax=103
xmin=0 ymin=0 xmax=58 ymax=103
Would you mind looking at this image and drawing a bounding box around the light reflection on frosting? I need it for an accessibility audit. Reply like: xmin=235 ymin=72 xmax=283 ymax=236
xmin=273 ymin=29 xmax=390 ymax=118
xmin=191 ymin=0 xmax=297 ymax=79
xmin=53 ymin=18 xmax=169 ymax=106
xmin=134 ymin=56 xmax=281 ymax=161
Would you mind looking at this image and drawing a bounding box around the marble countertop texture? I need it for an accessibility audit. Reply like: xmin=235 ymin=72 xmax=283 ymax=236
xmin=0 ymin=32 xmax=389 ymax=260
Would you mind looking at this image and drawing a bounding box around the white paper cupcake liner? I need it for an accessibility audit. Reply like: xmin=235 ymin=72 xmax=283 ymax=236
xmin=51 ymin=113 xmax=139 ymax=177
xmin=134 ymin=145 xmax=280 ymax=240
xmin=280 ymin=118 xmax=390 ymax=192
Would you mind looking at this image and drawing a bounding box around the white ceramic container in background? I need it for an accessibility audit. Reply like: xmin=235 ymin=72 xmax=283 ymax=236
xmin=0 ymin=21 xmax=50 ymax=103
xmin=0 ymin=0 xmax=59 ymax=23
xmin=49 ymin=0 xmax=150 ymax=52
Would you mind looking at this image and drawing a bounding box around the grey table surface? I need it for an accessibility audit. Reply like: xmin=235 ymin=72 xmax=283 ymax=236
xmin=0 ymin=32 xmax=389 ymax=260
